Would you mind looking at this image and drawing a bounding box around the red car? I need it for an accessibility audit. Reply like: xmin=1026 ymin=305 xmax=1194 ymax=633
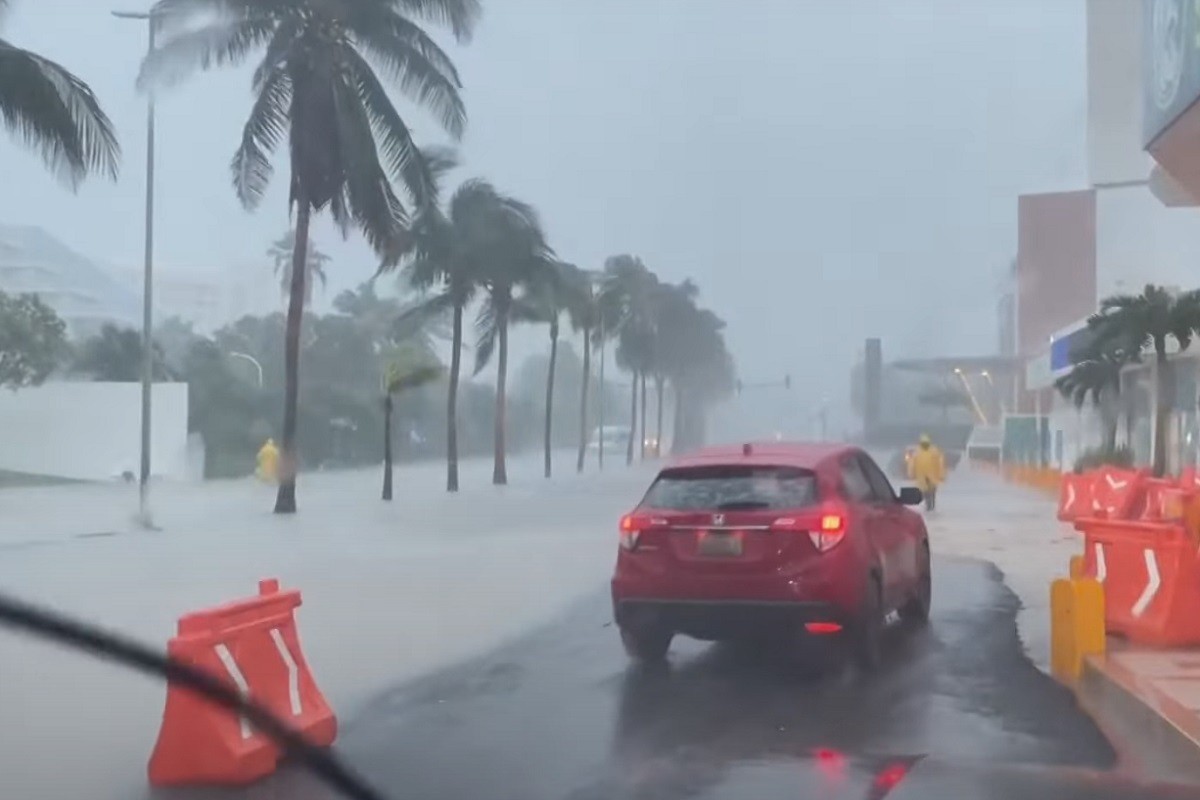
xmin=611 ymin=441 xmax=931 ymax=669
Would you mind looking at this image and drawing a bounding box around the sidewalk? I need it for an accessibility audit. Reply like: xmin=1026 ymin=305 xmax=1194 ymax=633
xmin=926 ymin=466 xmax=1079 ymax=673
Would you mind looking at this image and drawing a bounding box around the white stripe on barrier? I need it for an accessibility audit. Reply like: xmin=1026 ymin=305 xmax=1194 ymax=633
xmin=1132 ymin=548 xmax=1161 ymax=618
xmin=1105 ymin=474 xmax=1128 ymax=491
xmin=1063 ymin=484 xmax=1076 ymax=511
xmin=1094 ymin=543 xmax=1107 ymax=583
xmin=269 ymin=628 xmax=303 ymax=716
xmin=214 ymin=644 xmax=253 ymax=739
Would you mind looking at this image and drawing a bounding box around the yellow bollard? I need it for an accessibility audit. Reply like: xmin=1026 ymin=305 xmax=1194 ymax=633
xmin=1050 ymin=578 xmax=1075 ymax=681
xmin=1050 ymin=576 xmax=1106 ymax=682
xmin=1069 ymin=555 xmax=1085 ymax=579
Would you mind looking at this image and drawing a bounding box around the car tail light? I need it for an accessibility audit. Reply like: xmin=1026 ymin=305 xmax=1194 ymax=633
xmin=619 ymin=514 xmax=664 ymax=551
xmin=771 ymin=508 xmax=847 ymax=553
xmin=804 ymin=621 xmax=843 ymax=634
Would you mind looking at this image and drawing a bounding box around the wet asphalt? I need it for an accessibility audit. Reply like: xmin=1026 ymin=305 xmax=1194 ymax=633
xmin=155 ymin=557 xmax=1200 ymax=800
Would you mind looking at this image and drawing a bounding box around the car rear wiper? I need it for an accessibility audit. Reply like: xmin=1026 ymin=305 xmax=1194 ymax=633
xmin=714 ymin=501 xmax=771 ymax=510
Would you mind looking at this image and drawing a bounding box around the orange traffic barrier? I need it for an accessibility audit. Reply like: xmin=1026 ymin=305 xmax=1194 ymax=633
xmin=1076 ymin=517 xmax=1200 ymax=647
xmin=1058 ymin=472 xmax=1095 ymax=522
xmin=1088 ymin=466 xmax=1146 ymax=519
xmin=148 ymin=579 xmax=336 ymax=787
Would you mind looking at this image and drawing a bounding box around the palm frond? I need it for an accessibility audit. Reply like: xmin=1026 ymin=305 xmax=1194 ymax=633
xmin=389 ymin=0 xmax=482 ymax=43
xmin=392 ymin=289 xmax=454 ymax=340
xmin=137 ymin=15 xmax=275 ymax=91
xmin=348 ymin=8 xmax=466 ymax=138
xmin=385 ymin=363 xmax=443 ymax=394
xmin=230 ymin=59 xmax=290 ymax=208
xmin=341 ymin=46 xmax=439 ymax=207
xmin=473 ymin=298 xmax=497 ymax=375
xmin=0 ymin=38 xmax=121 ymax=186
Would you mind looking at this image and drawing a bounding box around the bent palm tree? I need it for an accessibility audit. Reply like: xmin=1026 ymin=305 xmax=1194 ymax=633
xmin=602 ymin=255 xmax=658 ymax=465
xmin=473 ymin=198 xmax=554 ymax=485
xmin=1055 ymin=343 xmax=1134 ymax=453
xmin=0 ymin=0 xmax=120 ymax=186
xmin=396 ymin=179 xmax=541 ymax=491
xmin=141 ymin=0 xmax=478 ymax=512
xmin=1088 ymin=284 xmax=1200 ymax=476
xmin=382 ymin=361 xmax=442 ymax=501
xmin=514 ymin=261 xmax=589 ymax=478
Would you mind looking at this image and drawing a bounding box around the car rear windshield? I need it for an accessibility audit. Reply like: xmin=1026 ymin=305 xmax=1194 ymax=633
xmin=641 ymin=465 xmax=818 ymax=511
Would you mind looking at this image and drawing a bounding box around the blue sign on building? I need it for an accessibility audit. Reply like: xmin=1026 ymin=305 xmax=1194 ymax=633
xmin=1050 ymin=325 xmax=1098 ymax=375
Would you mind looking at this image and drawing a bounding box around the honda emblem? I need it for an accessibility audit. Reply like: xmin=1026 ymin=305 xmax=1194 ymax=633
xmin=711 ymin=514 xmax=725 ymax=526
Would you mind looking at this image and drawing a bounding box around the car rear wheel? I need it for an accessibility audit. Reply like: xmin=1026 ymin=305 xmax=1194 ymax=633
xmin=900 ymin=543 xmax=932 ymax=625
xmin=620 ymin=626 xmax=672 ymax=662
xmin=852 ymin=578 xmax=884 ymax=672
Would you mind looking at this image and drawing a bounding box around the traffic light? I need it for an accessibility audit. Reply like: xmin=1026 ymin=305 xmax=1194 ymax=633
xmin=784 ymin=374 xmax=792 ymax=390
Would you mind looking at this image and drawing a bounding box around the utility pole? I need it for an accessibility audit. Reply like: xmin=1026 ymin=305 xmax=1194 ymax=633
xmin=113 ymin=8 xmax=158 ymax=529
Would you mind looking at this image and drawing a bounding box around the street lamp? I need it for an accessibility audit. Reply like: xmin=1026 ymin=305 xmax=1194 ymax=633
xmin=229 ymin=352 xmax=264 ymax=387
xmin=113 ymin=7 xmax=158 ymax=528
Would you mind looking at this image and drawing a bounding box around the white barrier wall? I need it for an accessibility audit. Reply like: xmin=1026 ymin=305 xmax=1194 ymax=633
xmin=0 ymin=382 xmax=190 ymax=481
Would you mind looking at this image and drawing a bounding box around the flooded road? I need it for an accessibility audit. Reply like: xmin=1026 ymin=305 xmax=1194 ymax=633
xmin=151 ymin=557 xmax=1199 ymax=800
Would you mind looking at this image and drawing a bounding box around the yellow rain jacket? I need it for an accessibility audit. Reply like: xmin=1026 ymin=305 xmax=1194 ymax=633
xmin=908 ymin=442 xmax=946 ymax=492
xmin=256 ymin=439 xmax=279 ymax=483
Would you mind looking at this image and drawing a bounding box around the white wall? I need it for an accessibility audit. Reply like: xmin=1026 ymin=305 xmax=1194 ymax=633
xmin=1095 ymin=185 xmax=1200 ymax=299
xmin=0 ymin=382 xmax=190 ymax=481
xmin=1087 ymin=0 xmax=1153 ymax=185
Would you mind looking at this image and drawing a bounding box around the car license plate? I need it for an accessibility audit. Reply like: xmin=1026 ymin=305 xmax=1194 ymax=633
xmin=698 ymin=531 xmax=743 ymax=557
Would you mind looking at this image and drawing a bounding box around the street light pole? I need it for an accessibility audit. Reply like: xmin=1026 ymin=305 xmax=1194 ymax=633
xmin=113 ymin=9 xmax=157 ymax=527
xmin=229 ymin=352 xmax=264 ymax=387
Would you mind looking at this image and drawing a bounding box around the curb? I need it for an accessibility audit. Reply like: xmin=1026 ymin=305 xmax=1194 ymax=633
xmin=1076 ymin=651 xmax=1200 ymax=785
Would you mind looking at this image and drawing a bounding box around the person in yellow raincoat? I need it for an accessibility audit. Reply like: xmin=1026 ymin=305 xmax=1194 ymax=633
xmin=907 ymin=434 xmax=946 ymax=511
xmin=256 ymin=438 xmax=279 ymax=483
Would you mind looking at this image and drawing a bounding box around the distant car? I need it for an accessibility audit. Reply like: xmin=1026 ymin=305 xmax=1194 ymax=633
xmin=610 ymin=441 xmax=931 ymax=670
xmin=588 ymin=426 xmax=660 ymax=458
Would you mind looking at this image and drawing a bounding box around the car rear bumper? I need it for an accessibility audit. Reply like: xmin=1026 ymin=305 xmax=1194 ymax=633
xmin=613 ymin=598 xmax=844 ymax=641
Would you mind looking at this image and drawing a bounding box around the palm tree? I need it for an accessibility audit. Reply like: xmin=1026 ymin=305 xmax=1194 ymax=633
xmin=140 ymin=0 xmax=478 ymax=512
xmin=397 ymin=179 xmax=540 ymax=491
xmin=514 ymin=261 xmax=590 ymax=478
xmin=0 ymin=0 xmax=120 ymax=187
xmin=652 ymin=289 xmax=734 ymax=453
xmin=1088 ymin=284 xmax=1200 ymax=476
xmin=473 ymin=197 xmax=554 ymax=485
xmin=649 ymin=279 xmax=700 ymax=454
xmin=601 ymin=255 xmax=659 ymax=465
xmin=381 ymin=361 xmax=442 ymax=501
xmin=569 ymin=271 xmax=603 ymax=473
xmin=1054 ymin=343 xmax=1134 ymax=453
xmin=268 ymin=229 xmax=329 ymax=307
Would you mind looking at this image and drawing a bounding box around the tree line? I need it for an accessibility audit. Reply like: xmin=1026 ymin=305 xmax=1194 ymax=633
xmin=0 ymin=0 xmax=735 ymax=510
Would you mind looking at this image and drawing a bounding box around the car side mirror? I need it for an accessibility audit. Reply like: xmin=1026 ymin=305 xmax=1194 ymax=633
xmin=898 ymin=487 xmax=923 ymax=506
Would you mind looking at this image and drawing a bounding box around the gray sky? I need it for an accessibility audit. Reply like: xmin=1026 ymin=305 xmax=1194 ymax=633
xmin=1 ymin=0 xmax=1085 ymax=413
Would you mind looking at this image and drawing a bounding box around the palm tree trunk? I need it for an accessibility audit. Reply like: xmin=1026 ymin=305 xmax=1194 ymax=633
xmin=672 ymin=382 xmax=685 ymax=454
xmin=446 ymin=302 xmax=463 ymax=492
xmin=655 ymin=374 xmax=664 ymax=456
xmin=576 ymin=327 xmax=591 ymax=473
xmin=1154 ymin=348 xmax=1171 ymax=476
xmin=274 ymin=201 xmax=310 ymax=514
xmin=639 ymin=372 xmax=647 ymax=461
xmin=627 ymin=372 xmax=637 ymax=465
xmin=382 ymin=393 xmax=393 ymax=501
xmin=493 ymin=301 xmax=510 ymax=486
xmin=544 ymin=319 xmax=559 ymax=478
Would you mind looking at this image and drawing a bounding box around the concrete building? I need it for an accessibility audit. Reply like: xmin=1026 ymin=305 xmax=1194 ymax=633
xmin=1015 ymin=0 xmax=1200 ymax=473
xmin=0 ymin=224 xmax=139 ymax=338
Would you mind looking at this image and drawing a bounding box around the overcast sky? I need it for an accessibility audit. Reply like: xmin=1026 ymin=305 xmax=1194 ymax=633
xmin=0 ymin=0 xmax=1086 ymax=422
